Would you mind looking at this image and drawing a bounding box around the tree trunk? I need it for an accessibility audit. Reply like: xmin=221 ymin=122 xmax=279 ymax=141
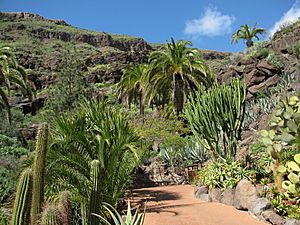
xmin=174 ymin=73 xmax=184 ymax=117
xmin=139 ymin=91 xmax=144 ymax=116
xmin=246 ymin=40 xmax=253 ymax=48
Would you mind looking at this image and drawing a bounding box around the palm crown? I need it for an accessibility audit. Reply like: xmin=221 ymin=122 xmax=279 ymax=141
xmin=148 ymin=38 xmax=215 ymax=116
xmin=231 ymin=24 xmax=266 ymax=48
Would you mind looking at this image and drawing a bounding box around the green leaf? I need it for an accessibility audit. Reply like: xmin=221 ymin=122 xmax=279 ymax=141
xmin=261 ymin=137 xmax=273 ymax=146
xmin=279 ymin=132 xmax=295 ymax=143
xmin=278 ymin=165 xmax=287 ymax=173
xmin=287 ymin=161 xmax=300 ymax=172
xmin=294 ymin=154 xmax=300 ymax=164
xmin=288 ymin=172 xmax=299 ymax=183
xmin=288 ymin=184 xmax=297 ymax=194
xmin=286 ymin=120 xmax=298 ymax=132
xmin=260 ymin=130 xmax=269 ymax=137
xmin=282 ymin=180 xmax=291 ymax=190
xmin=288 ymin=96 xmax=299 ymax=106
xmin=273 ymin=143 xmax=282 ymax=152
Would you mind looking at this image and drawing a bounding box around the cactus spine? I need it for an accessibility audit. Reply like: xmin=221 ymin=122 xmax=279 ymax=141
xmin=89 ymin=160 xmax=101 ymax=225
xmin=11 ymin=168 xmax=32 ymax=225
xmin=40 ymin=204 xmax=63 ymax=225
xmin=31 ymin=122 xmax=49 ymax=225
xmin=58 ymin=191 xmax=72 ymax=225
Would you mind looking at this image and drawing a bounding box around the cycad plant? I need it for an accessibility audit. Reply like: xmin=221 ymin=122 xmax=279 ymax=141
xmin=46 ymin=98 xmax=141 ymax=225
xmin=148 ymin=38 xmax=215 ymax=116
xmin=185 ymin=79 xmax=246 ymax=159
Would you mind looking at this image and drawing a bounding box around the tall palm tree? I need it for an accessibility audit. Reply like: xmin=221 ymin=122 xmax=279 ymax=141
xmin=148 ymin=38 xmax=215 ymax=116
xmin=0 ymin=46 xmax=33 ymax=123
xmin=118 ymin=64 xmax=148 ymax=115
xmin=231 ymin=24 xmax=266 ymax=48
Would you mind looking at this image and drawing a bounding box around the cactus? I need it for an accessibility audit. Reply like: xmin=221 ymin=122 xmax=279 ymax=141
xmin=259 ymin=95 xmax=300 ymax=191
xmin=58 ymin=191 xmax=72 ymax=225
xmin=278 ymin=153 xmax=300 ymax=196
xmin=11 ymin=168 xmax=32 ymax=225
xmin=89 ymin=160 xmax=101 ymax=225
xmin=31 ymin=122 xmax=49 ymax=225
xmin=185 ymin=79 xmax=246 ymax=158
xmin=40 ymin=204 xmax=63 ymax=225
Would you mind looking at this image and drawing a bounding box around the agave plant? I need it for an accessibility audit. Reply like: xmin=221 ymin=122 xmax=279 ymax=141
xmin=93 ymin=202 xmax=145 ymax=225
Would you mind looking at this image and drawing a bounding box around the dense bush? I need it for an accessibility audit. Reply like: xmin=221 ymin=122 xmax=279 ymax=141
xmin=197 ymin=159 xmax=255 ymax=191
xmin=0 ymin=134 xmax=29 ymax=204
xmin=245 ymin=41 xmax=269 ymax=59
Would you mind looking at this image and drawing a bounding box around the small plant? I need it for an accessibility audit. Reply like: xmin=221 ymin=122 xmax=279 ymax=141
xmin=197 ymin=159 xmax=254 ymax=191
xmin=293 ymin=42 xmax=300 ymax=59
xmin=245 ymin=41 xmax=270 ymax=59
xmin=278 ymin=153 xmax=300 ymax=198
xmin=266 ymin=52 xmax=283 ymax=68
xmin=93 ymin=202 xmax=145 ymax=225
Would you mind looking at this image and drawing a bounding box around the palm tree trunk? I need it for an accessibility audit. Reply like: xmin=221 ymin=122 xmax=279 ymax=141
xmin=139 ymin=91 xmax=144 ymax=116
xmin=246 ymin=40 xmax=253 ymax=48
xmin=174 ymin=73 xmax=184 ymax=117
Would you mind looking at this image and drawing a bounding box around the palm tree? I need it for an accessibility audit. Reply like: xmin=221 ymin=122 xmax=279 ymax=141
xmin=46 ymin=99 xmax=141 ymax=225
xmin=0 ymin=46 xmax=33 ymax=123
xmin=231 ymin=24 xmax=266 ymax=48
xmin=148 ymin=38 xmax=214 ymax=116
xmin=118 ymin=64 xmax=148 ymax=115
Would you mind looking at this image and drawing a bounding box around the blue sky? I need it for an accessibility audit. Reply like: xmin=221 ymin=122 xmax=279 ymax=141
xmin=1 ymin=0 xmax=299 ymax=52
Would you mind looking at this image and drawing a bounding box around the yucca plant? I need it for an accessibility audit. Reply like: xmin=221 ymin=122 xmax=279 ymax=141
xmin=93 ymin=202 xmax=145 ymax=225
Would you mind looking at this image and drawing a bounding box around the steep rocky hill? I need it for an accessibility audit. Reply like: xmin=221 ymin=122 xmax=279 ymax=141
xmin=1 ymin=12 xmax=299 ymax=114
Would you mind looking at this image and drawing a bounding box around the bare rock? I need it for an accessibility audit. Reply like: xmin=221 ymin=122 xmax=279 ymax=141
xmin=249 ymin=198 xmax=271 ymax=216
xmin=221 ymin=188 xmax=235 ymax=206
xmin=234 ymin=179 xmax=258 ymax=210
xmin=285 ymin=219 xmax=300 ymax=225
xmin=195 ymin=185 xmax=208 ymax=199
xmin=197 ymin=194 xmax=212 ymax=202
xmin=262 ymin=210 xmax=285 ymax=225
xmin=209 ymin=188 xmax=222 ymax=202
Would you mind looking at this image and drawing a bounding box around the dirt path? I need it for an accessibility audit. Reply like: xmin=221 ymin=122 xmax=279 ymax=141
xmin=131 ymin=185 xmax=268 ymax=225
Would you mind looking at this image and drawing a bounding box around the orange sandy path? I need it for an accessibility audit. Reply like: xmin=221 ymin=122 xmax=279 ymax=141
xmin=131 ymin=185 xmax=268 ymax=225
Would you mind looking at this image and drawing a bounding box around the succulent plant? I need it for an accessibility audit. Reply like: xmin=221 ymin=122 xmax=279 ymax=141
xmin=278 ymin=153 xmax=300 ymax=196
xmin=11 ymin=168 xmax=32 ymax=225
xmin=40 ymin=204 xmax=63 ymax=225
xmin=31 ymin=122 xmax=49 ymax=225
xmin=259 ymin=95 xmax=300 ymax=191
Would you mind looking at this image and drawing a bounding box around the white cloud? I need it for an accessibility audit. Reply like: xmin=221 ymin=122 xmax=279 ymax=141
xmin=184 ymin=7 xmax=235 ymax=38
xmin=270 ymin=1 xmax=300 ymax=36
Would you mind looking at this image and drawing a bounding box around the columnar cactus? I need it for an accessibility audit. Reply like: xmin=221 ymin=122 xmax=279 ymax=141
xmin=58 ymin=191 xmax=72 ymax=225
xmin=89 ymin=160 xmax=101 ymax=225
xmin=31 ymin=122 xmax=49 ymax=225
xmin=11 ymin=168 xmax=32 ymax=225
xmin=40 ymin=204 xmax=63 ymax=225
xmin=260 ymin=95 xmax=300 ymax=191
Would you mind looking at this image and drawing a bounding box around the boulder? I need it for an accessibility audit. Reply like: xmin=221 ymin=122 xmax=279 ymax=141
xmin=209 ymin=188 xmax=222 ymax=202
xmin=221 ymin=188 xmax=235 ymax=206
xmin=234 ymin=179 xmax=258 ymax=210
xmin=285 ymin=219 xmax=300 ymax=225
xmin=249 ymin=198 xmax=271 ymax=216
xmin=197 ymin=194 xmax=212 ymax=202
xmin=262 ymin=210 xmax=285 ymax=225
xmin=194 ymin=185 xmax=208 ymax=199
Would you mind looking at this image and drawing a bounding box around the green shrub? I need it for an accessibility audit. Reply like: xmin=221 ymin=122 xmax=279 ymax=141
xmin=245 ymin=41 xmax=270 ymax=59
xmin=197 ymin=159 xmax=255 ymax=191
xmin=293 ymin=42 xmax=300 ymax=59
xmin=266 ymin=52 xmax=283 ymax=68
xmin=0 ymin=134 xmax=29 ymax=204
xmin=0 ymin=211 xmax=8 ymax=225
